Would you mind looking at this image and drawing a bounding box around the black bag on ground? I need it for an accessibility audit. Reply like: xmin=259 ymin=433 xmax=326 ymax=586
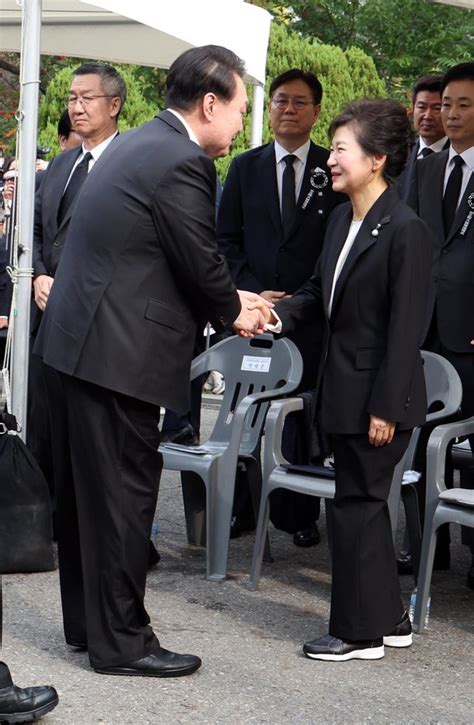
xmin=0 ymin=410 xmax=55 ymax=573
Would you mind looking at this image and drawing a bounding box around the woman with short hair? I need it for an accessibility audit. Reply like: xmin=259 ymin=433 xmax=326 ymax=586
xmin=264 ymin=98 xmax=433 ymax=661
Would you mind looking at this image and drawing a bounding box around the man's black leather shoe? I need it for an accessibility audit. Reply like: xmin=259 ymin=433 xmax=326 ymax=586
xmin=161 ymin=424 xmax=199 ymax=446
xmin=148 ymin=540 xmax=161 ymax=569
xmin=397 ymin=548 xmax=451 ymax=575
xmin=303 ymin=634 xmax=384 ymax=661
xmin=293 ymin=523 xmax=321 ymax=548
xmin=467 ymin=564 xmax=474 ymax=590
xmin=229 ymin=516 xmax=242 ymax=539
xmin=94 ymin=648 xmax=202 ymax=677
xmin=383 ymin=611 xmax=413 ymax=647
xmin=0 ymin=682 xmax=58 ymax=723
xmin=66 ymin=641 xmax=88 ymax=651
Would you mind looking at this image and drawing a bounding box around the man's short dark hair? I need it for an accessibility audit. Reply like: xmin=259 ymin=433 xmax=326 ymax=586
xmin=269 ymin=69 xmax=323 ymax=105
xmin=441 ymin=62 xmax=474 ymax=95
xmin=412 ymin=74 xmax=442 ymax=104
xmin=57 ymin=109 xmax=73 ymax=138
xmin=165 ymin=45 xmax=246 ymax=112
xmin=73 ymin=62 xmax=127 ymax=117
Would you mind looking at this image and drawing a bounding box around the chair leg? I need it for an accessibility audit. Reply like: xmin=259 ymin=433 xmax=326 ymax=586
xmin=205 ymin=472 xmax=234 ymax=582
xmin=247 ymin=491 xmax=272 ymax=591
xmin=413 ymin=521 xmax=439 ymax=633
xmin=388 ymin=457 xmax=404 ymax=541
xmin=246 ymin=458 xmax=272 ymax=564
xmin=402 ymin=483 xmax=422 ymax=580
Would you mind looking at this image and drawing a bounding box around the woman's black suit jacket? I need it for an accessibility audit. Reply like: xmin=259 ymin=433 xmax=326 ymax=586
xmin=276 ymin=186 xmax=433 ymax=435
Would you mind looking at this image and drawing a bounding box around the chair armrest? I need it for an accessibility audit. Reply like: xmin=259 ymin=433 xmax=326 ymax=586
xmin=426 ymin=417 xmax=474 ymax=499
xmin=263 ymin=398 xmax=304 ymax=481
xmin=190 ymin=348 xmax=211 ymax=380
xmin=223 ymin=389 xmax=302 ymax=467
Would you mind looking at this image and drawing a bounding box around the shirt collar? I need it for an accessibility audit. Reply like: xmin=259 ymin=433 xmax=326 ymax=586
xmin=274 ymin=138 xmax=311 ymax=165
xmin=166 ymin=108 xmax=200 ymax=146
xmin=447 ymin=144 xmax=474 ymax=172
xmin=83 ymin=132 xmax=118 ymax=161
xmin=418 ymin=135 xmax=448 ymax=154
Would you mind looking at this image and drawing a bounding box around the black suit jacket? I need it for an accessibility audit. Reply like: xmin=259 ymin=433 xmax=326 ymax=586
xmin=33 ymin=146 xmax=83 ymax=278
xmin=276 ymin=186 xmax=432 ymax=435
xmin=398 ymin=138 xmax=450 ymax=199
xmin=35 ymin=111 xmax=240 ymax=414
xmin=216 ymin=141 xmax=344 ymax=294
xmin=406 ymin=149 xmax=474 ymax=351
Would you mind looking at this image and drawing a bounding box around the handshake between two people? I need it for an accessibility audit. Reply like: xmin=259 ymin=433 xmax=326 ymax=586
xmin=233 ymin=290 xmax=276 ymax=338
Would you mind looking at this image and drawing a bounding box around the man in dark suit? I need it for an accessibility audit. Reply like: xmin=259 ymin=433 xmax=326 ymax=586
xmin=399 ymin=74 xmax=448 ymax=198
xmin=217 ymin=68 xmax=344 ymax=545
xmin=407 ymin=61 xmax=474 ymax=589
xmin=29 ymin=62 xmax=124 ymax=517
xmin=33 ymin=62 xmax=124 ymax=306
xmin=35 ymin=45 xmax=268 ymax=677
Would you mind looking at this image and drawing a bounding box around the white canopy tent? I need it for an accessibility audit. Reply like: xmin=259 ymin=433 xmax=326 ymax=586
xmin=0 ymin=0 xmax=272 ymax=433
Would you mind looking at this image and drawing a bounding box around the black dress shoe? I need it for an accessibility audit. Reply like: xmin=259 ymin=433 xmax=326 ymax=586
xmin=94 ymin=648 xmax=202 ymax=678
xmin=0 ymin=682 xmax=58 ymax=723
xmin=148 ymin=540 xmax=161 ymax=569
xmin=467 ymin=565 xmax=474 ymax=590
xmin=303 ymin=634 xmax=384 ymax=661
xmin=383 ymin=611 xmax=413 ymax=648
xmin=229 ymin=515 xmax=242 ymax=539
xmin=66 ymin=641 xmax=88 ymax=651
xmin=397 ymin=548 xmax=451 ymax=576
xmin=293 ymin=523 xmax=321 ymax=548
xmin=161 ymin=424 xmax=199 ymax=446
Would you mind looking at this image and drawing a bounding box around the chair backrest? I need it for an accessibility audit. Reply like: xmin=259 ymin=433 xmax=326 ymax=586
xmin=400 ymin=351 xmax=463 ymax=472
xmin=422 ymin=350 xmax=463 ymax=421
xmin=192 ymin=333 xmax=303 ymax=455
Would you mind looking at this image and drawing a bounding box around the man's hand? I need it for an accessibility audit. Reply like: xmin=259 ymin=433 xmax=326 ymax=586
xmin=368 ymin=415 xmax=396 ymax=447
xmin=233 ymin=290 xmax=274 ymax=337
xmin=260 ymin=290 xmax=289 ymax=304
xmin=33 ymin=274 xmax=54 ymax=311
xmin=0 ymin=317 xmax=8 ymax=330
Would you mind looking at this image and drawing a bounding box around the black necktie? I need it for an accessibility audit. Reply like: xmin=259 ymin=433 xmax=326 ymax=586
xmin=420 ymin=147 xmax=434 ymax=159
xmin=443 ymin=155 xmax=464 ymax=235
xmin=281 ymin=154 xmax=296 ymax=235
xmin=58 ymin=152 xmax=92 ymax=225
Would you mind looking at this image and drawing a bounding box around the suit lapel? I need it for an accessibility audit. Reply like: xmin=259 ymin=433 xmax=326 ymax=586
xmin=286 ymin=143 xmax=330 ymax=241
xmin=53 ymin=148 xmax=83 ymax=233
xmin=425 ymin=151 xmax=448 ymax=243
xmin=446 ymin=170 xmax=474 ymax=243
xmin=321 ymin=204 xmax=352 ymax=313
xmin=328 ymin=187 xmax=400 ymax=316
xmin=260 ymin=143 xmax=284 ymax=240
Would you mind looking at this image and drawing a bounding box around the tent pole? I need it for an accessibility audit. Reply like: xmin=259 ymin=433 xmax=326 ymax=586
xmin=11 ymin=0 xmax=42 ymax=439
xmin=250 ymin=83 xmax=265 ymax=149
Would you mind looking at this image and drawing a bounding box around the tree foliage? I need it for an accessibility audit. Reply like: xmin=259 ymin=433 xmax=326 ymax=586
xmin=256 ymin=0 xmax=474 ymax=98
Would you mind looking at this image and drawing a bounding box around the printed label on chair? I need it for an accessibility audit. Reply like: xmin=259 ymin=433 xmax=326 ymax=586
xmin=241 ymin=355 xmax=271 ymax=372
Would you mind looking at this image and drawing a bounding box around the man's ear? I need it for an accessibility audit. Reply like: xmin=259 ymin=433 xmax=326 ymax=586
xmin=202 ymin=92 xmax=217 ymax=122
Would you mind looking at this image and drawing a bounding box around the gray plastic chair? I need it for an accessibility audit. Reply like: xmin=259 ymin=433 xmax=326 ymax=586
xmin=248 ymin=350 xmax=462 ymax=591
xmin=390 ymin=351 xmax=463 ymax=577
xmin=413 ymin=416 xmax=474 ymax=633
xmin=247 ymin=396 xmax=335 ymax=590
xmin=159 ymin=333 xmax=303 ymax=582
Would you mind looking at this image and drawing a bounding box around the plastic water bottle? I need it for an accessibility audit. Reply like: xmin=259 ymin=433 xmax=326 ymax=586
xmin=408 ymin=586 xmax=431 ymax=629
xmin=151 ymin=521 xmax=159 ymax=544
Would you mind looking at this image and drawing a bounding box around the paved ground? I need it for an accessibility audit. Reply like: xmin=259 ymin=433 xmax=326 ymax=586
xmin=2 ymin=401 xmax=473 ymax=724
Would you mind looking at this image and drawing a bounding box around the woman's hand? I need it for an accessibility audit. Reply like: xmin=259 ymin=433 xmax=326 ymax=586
xmin=368 ymin=415 xmax=395 ymax=447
